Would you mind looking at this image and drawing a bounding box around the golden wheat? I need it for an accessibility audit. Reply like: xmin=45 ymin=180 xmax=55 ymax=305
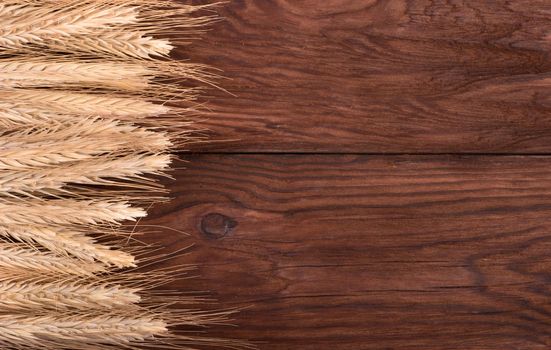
xmin=0 ymin=103 xmax=68 ymax=127
xmin=0 ymin=200 xmax=145 ymax=226
xmin=46 ymin=31 xmax=174 ymax=59
xmin=0 ymin=2 xmax=138 ymax=49
xmin=0 ymin=315 xmax=168 ymax=348
xmin=0 ymin=0 xmax=239 ymax=348
xmin=0 ymin=153 xmax=171 ymax=197
xmin=0 ymin=244 xmax=105 ymax=277
xmin=0 ymin=225 xmax=136 ymax=268
xmin=0 ymin=59 xmax=153 ymax=90
xmin=0 ymin=280 xmax=141 ymax=312
xmin=0 ymin=1 xmax=216 ymax=58
xmin=0 ymin=119 xmax=171 ymax=170
xmin=0 ymin=90 xmax=170 ymax=118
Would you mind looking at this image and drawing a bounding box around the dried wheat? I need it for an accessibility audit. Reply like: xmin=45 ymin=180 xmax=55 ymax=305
xmin=0 ymin=225 xmax=136 ymax=268
xmin=0 ymin=2 xmax=138 ymax=49
xmin=0 ymin=280 xmax=140 ymax=312
xmin=0 ymin=0 xmax=235 ymax=348
xmin=0 ymin=153 xmax=171 ymax=197
xmin=0 ymin=59 xmax=152 ymax=90
xmin=0 ymin=244 xmax=105 ymax=277
xmin=0 ymin=315 xmax=167 ymax=348
xmin=0 ymin=200 xmax=145 ymax=226
xmin=46 ymin=31 xmax=174 ymax=59
xmin=0 ymin=119 xmax=171 ymax=170
xmin=0 ymin=90 xmax=170 ymax=118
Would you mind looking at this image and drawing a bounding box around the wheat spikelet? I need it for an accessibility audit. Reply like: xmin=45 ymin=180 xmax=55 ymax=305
xmin=0 ymin=200 xmax=145 ymax=226
xmin=0 ymin=244 xmax=105 ymax=277
xmin=0 ymin=0 xmax=217 ymax=58
xmin=0 ymin=103 xmax=66 ymax=127
xmin=0 ymin=119 xmax=171 ymax=170
xmin=0 ymin=90 xmax=170 ymax=118
xmin=0 ymin=59 xmax=153 ymax=90
xmin=0 ymin=153 xmax=171 ymax=197
xmin=15 ymin=119 xmax=171 ymax=151
xmin=0 ymin=315 xmax=167 ymax=348
xmin=0 ymin=2 xmax=138 ymax=49
xmin=46 ymin=31 xmax=174 ymax=59
xmin=0 ymin=225 xmax=135 ymax=268
xmin=0 ymin=124 xmax=168 ymax=155
xmin=0 ymin=280 xmax=140 ymax=312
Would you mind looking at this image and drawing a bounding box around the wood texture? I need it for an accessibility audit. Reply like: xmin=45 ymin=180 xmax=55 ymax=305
xmin=183 ymin=0 xmax=551 ymax=153
xmin=149 ymin=1 xmax=551 ymax=348
xmin=145 ymin=155 xmax=551 ymax=349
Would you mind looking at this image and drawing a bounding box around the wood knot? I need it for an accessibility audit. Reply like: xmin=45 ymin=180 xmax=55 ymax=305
xmin=200 ymin=213 xmax=237 ymax=239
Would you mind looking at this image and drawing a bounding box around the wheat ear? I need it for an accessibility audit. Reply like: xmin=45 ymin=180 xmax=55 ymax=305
xmin=0 ymin=244 xmax=105 ymax=277
xmin=45 ymin=31 xmax=174 ymax=59
xmin=0 ymin=2 xmax=138 ymax=49
xmin=0 ymin=59 xmax=153 ymax=90
xmin=0 ymin=90 xmax=170 ymax=118
xmin=0 ymin=153 xmax=171 ymax=197
xmin=0 ymin=103 xmax=69 ymax=127
xmin=0 ymin=315 xmax=167 ymax=348
xmin=0 ymin=119 xmax=171 ymax=170
xmin=0 ymin=225 xmax=135 ymax=268
xmin=0 ymin=200 xmax=145 ymax=226
xmin=0 ymin=280 xmax=140 ymax=312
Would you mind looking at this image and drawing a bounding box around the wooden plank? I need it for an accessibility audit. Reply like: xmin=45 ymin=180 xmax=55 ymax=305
xmin=181 ymin=0 xmax=551 ymax=153
xmin=143 ymin=154 xmax=551 ymax=349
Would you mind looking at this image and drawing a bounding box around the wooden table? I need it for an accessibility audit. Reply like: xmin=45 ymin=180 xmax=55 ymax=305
xmin=146 ymin=1 xmax=551 ymax=348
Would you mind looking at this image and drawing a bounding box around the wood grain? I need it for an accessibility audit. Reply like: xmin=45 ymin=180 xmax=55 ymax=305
xmin=144 ymin=154 xmax=551 ymax=349
xmin=181 ymin=0 xmax=551 ymax=153
xmin=158 ymin=1 xmax=551 ymax=348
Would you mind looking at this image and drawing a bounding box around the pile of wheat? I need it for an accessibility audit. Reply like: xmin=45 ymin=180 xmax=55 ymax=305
xmin=0 ymin=1 xmax=236 ymax=349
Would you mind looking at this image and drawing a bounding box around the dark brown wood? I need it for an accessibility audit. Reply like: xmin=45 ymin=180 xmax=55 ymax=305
xmin=157 ymin=1 xmax=551 ymax=348
xmin=144 ymin=154 xmax=551 ymax=349
xmin=180 ymin=0 xmax=551 ymax=153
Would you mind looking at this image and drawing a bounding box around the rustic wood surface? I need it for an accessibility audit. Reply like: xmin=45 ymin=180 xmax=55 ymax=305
xmin=146 ymin=155 xmax=551 ymax=349
xmin=184 ymin=0 xmax=551 ymax=153
xmin=149 ymin=1 xmax=551 ymax=349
